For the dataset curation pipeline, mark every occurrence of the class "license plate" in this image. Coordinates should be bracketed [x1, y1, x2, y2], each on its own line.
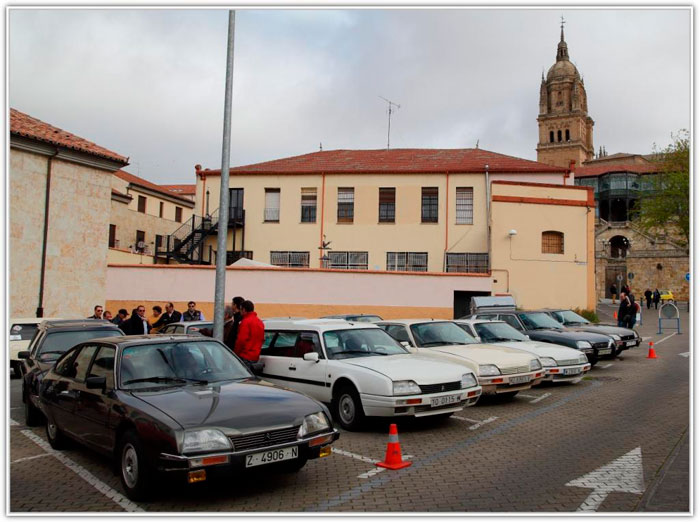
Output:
[245, 446, 298, 468]
[563, 367, 581, 375]
[430, 394, 461, 407]
[627, 340, 637, 346]
[599, 348, 612, 355]
[509, 375, 531, 384]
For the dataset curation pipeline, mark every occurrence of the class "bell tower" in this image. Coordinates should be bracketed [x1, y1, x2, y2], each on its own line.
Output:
[537, 20, 594, 168]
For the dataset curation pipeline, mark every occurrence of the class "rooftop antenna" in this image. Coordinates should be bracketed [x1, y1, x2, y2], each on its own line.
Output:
[379, 95, 400, 149]
[475, 139, 479, 149]
[319, 142, 323, 151]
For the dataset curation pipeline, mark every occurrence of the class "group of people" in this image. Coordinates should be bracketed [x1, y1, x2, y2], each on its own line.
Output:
[87, 298, 264, 367]
[609, 283, 663, 329]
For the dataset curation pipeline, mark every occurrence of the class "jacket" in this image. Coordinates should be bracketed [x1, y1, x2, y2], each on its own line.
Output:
[152, 310, 182, 330]
[234, 311, 264, 362]
[121, 313, 152, 336]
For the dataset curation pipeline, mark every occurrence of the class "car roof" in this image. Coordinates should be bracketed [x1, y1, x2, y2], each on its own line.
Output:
[454, 318, 505, 325]
[11, 317, 64, 324]
[320, 314, 382, 319]
[41, 319, 121, 331]
[263, 318, 382, 333]
[85, 334, 220, 347]
[376, 318, 454, 326]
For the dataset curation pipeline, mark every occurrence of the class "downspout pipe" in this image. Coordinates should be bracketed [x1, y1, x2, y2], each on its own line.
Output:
[37, 151, 59, 318]
[485, 164, 491, 273]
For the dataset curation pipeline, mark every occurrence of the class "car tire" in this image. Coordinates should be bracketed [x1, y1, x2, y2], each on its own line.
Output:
[332, 384, 365, 431]
[46, 416, 67, 449]
[23, 389, 42, 427]
[11, 362, 22, 379]
[118, 430, 154, 501]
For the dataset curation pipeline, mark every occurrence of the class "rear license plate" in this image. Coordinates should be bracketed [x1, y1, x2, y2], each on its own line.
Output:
[598, 348, 612, 355]
[430, 394, 461, 407]
[563, 367, 581, 375]
[245, 446, 298, 468]
[509, 375, 531, 384]
[626, 340, 637, 347]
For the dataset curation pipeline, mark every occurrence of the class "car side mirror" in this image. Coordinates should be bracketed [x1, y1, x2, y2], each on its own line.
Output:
[303, 352, 320, 363]
[400, 341, 412, 348]
[85, 376, 107, 390]
[249, 361, 264, 375]
[524, 335, 530, 340]
[18, 351, 30, 359]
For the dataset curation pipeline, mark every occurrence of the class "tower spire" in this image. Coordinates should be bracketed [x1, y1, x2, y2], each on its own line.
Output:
[557, 16, 570, 61]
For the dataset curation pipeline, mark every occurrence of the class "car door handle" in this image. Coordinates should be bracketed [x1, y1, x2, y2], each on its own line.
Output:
[288, 366, 296, 371]
[59, 390, 79, 399]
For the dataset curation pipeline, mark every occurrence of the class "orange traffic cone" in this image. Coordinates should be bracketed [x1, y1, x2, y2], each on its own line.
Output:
[647, 341, 657, 359]
[613, 311, 618, 320]
[376, 424, 412, 470]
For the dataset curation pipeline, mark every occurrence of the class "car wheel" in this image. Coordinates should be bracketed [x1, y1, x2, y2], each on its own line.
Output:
[332, 384, 365, 431]
[46, 416, 67, 449]
[118, 430, 154, 501]
[11, 362, 22, 379]
[23, 390, 42, 427]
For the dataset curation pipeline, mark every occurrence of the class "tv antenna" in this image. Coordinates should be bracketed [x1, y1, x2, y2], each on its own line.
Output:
[379, 96, 400, 149]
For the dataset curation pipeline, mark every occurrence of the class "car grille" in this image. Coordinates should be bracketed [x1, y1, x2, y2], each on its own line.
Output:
[419, 381, 461, 394]
[621, 334, 636, 341]
[229, 426, 299, 452]
[592, 342, 611, 349]
[557, 358, 582, 366]
[500, 365, 530, 375]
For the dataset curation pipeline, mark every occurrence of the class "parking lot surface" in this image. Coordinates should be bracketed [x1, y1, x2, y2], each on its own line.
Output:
[8, 304, 689, 513]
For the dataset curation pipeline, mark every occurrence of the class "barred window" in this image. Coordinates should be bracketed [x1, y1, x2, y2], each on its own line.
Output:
[337, 188, 354, 223]
[379, 188, 395, 223]
[422, 187, 438, 223]
[387, 252, 428, 272]
[456, 187, 474, 224]
[445, 253, 489, 273]
[301, 188, 317, 223]
[327, 251, 368, 270]
[270, 251, 310, 268]
[542, 231, 564, 254]
[265, 188, 280, 222]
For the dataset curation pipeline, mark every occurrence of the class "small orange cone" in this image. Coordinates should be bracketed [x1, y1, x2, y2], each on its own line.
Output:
[647, 341, 657, 359]
[376, 424, 412, 470]
[613, 311, 618, 320]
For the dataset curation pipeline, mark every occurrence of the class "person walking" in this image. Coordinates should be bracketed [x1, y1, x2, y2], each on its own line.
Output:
[152, 302, 182, 330]
[234, 300, 264, 369]
[112, 309, 129, 327]
[87, 305, 103, 319]
[609, 283, 618, 304]
[653, 288, 661, 309]
[644, 288, 653, 309]
[121, 306, 151, 335]
[627, 292, 638, 328]
[182, 301, 205, 322]
[617, 292, 631, 328]
[149, 305, 164, 332]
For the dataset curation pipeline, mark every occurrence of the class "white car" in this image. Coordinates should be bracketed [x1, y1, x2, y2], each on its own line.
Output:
[454, 319, 591, 383]
[261, 319, 482, 430]
[9, 317, 63, 377]
[376, 319, 545, 398]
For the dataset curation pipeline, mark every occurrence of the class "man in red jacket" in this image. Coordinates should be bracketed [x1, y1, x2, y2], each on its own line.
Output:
[234, 300, 264, 366]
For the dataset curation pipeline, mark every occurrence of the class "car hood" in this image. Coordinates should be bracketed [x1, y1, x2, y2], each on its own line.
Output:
[416, 344, 535, 366]
[489, 341, 585, 361]
[527, 329, 611, 343]
[342, 353, 473, 383]
[568, 324, 636, 337]
[130, 379, 325, 431]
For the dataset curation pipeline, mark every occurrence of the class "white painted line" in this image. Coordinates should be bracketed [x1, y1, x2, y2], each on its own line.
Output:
[468, 416, 498, 431]
[356, 454, 414, 479]
[529, 392, 552, 404]
[11, 407, 22, 410]
[20, 430, 144, 512]
[601, 363, 614, 369]
[517, 394, 537, 399]
[452, 416, 479, 423]
[12, 453, 52, 464]
[654, 333, 677, 346]
[642, 337, 652, 341]
[679, 352, 690, 358]
[332, 448, 378, 465]
[9, 419, 19, 426]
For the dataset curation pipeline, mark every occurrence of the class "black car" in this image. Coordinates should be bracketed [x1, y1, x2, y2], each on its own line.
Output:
[320, 314, 383, 322]
[545, 309, 641, 356]
[39, 335, 339, 500]
[20, 319, 123, 426]
[466, 310, 615, 365]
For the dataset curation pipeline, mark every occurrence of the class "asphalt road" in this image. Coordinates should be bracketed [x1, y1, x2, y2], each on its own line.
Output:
[8, 304, 689, 513]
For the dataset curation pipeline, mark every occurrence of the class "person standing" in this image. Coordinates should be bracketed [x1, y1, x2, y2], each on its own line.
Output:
[152, 302, 182, 330]
[644, 288, 653, 309]
[121, 306, 151, 335]
[230, 296, 245, 349]
[234, 300, 264, 369]
[653, 288, 661, 309]
[182, 301, 205, 322]
[112, 309, 129, 327]
[87, 305, 103, 319]
[200, 306, 237, 351]
[617, 292, 631, 328]
[627, 292, 638, 328]
[103, 310, 113, 321]
[149, 305, 164, 332]
[609, 283, 618, 304]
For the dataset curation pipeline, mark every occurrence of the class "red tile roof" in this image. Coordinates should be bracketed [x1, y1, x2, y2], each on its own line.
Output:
[114, 170, 193, 204]
[198, 148, 568, 176]
[111, 188, 132, 199]
[160, 184, 196, 195]
[574, 163, 659, 178]
[10, 108, 128, 164]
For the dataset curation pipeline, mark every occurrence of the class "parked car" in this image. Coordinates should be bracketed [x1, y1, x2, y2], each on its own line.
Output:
[19, 319, 123, 426]
[454, 319, 591, 383]
[159, 321, 213, 335]
[9, 317, 63, 378]
[375, 319, 545, 398]
[320, 314, 383, 322]
[544, 309, 640, 356]
[659, 290, 675, 303]
[261, 319, 481, 430]
[465, 310, 615, 365]
[39, 334, 339, 500]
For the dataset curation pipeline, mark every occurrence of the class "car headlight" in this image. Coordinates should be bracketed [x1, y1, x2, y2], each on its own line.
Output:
[610, 334, 621, 341]
[578, 354, 589, 364]
[539, 356, 557, 367]
[393, 380, 422, 395]
[478, 364, 500, 377]
[461, 373, 478, 388]
[529, 359, 542, 371]
[576, 341, 592, 349]
[298, 412, 331, 438]
[182, 429, 232, 453]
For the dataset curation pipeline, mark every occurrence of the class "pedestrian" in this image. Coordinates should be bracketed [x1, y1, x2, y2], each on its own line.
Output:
[152, 302, 182, 330]
[626, 292, 638, 328]
[200, 305, 237, 351]
[121, 306, 152, 335]
[653, 288, 661, 309]
[609, 283, 618, 304]
[644, 288, 653, 309]
[149, 305, 163, 332]
[112, 309, 129, 326]
[617, 292, 631, 328]
[622, 284, 631, 296]
[230, 296, 245, 348]
[234, 300, 264, 369]
[103, 310, 113, 321]
[182, 301, 205, 322]
[87, 305, 103, 319]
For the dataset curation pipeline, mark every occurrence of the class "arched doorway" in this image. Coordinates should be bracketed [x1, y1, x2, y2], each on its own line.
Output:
[609, 235, 630, 259]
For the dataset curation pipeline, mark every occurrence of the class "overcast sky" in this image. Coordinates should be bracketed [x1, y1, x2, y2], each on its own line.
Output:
[9, 7, 691, 185]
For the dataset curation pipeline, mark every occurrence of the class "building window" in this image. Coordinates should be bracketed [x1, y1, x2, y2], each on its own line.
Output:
[175, 206, 183, 223]
[135, 230, 146, 252]
[337, 188, 354, 223]
[565, 129, 570, 141]
[387, 252, 428, 272]
[378, 188, 395, 223]
[155, 234, 163, 250]
[265, 188, 281, 222]
[109, 224, 116, 248]
[138, 195, 147, 213]
[159, 201, 164, 218]
[455, 187, 474, 224]
[557, 130, 562, 142]
[542, 231, 564, 254]
[445, 253, 489, 273]
[270, 251, 310, 268]
[421, 187, 439, 223]
[301, 188, 317, 223]
[549, 131, 554, 143]
[327, 251, 368, 270]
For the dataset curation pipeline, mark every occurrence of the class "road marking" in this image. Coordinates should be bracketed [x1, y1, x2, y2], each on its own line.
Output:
[517, 393, 537, 398]
[679, 352, 690, 358]
[356, 455, 414, 479]
[20, 430, 144, 512]
[332, 448, 378, 465]
[601, 363, 614, 369]
[642, 337, 652, 341]
[566, 447, 644, 512]
[11, 407, 22, 410]
[452, 416, 479, 422]
[654, 333, 677, 345]
[529, 392, 551, 404]
[452, 415, 498, 430]
[12, 453, 52, 464]
[9, 419, 19, 426]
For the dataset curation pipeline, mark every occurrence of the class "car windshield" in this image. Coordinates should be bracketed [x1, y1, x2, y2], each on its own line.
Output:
[37, 329, 122, 362]
[552, 310, 590, 325]
[10, 323, 38, 341]
[120, 341, 250, 389]
[323, 328, 407, 359]
[474, 322, 529, 342]
[410, 322, 479, 347]
[347, 315, 383, 322]
[517, 312, 564, 330]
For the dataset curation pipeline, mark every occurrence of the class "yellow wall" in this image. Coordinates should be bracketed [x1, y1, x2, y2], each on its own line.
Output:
[112, 176, 193, 224]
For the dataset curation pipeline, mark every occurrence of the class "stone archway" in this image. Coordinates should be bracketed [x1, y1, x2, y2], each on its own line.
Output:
[609, 235, 630, 259]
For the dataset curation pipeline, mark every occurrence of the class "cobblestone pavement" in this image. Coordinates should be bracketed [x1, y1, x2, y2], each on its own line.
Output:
[8, 304, 689, 513]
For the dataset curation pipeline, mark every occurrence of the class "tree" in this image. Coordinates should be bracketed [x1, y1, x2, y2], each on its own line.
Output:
[634, 130, 689, 246]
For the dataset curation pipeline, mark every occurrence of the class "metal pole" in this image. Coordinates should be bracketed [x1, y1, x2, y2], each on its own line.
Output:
[213, 10, 236, 341]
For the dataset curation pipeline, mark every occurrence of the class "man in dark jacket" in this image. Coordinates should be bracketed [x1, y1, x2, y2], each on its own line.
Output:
[121, 306, 151, 335]
[182, 301, 205, 322]
[152, 302, 182, 330]
[653, 289, 661, 309]
[200, 306, 237, 351]
[609, 283, 618, 305]
[644, 289, 653, 309]
[618, 292, 631, 328]
[112, 309, 129, 327]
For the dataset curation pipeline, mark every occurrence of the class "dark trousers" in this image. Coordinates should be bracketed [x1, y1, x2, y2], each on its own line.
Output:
[646, 298, 652, 309]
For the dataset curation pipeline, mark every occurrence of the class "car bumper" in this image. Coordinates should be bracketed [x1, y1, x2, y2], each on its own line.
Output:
[541, 363, 591, 383]
[478, 371, 544, 394]
[360, 386, 482, 417]
[617, 338, 641, 351]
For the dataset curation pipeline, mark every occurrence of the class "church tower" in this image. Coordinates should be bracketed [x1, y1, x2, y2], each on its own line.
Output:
[536, 22, 594, 168]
